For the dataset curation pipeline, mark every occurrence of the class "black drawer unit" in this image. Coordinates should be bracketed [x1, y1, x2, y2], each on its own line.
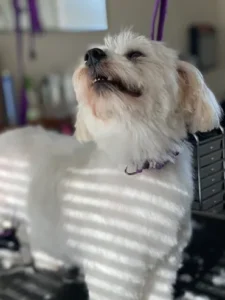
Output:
[189, 127, 225, 214]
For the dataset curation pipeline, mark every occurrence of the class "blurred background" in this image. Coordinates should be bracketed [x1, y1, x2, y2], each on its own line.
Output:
[0, 0, 223, 134]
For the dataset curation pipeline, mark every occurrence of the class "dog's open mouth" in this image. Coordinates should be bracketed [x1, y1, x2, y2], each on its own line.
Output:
[92, 75, 142, 97]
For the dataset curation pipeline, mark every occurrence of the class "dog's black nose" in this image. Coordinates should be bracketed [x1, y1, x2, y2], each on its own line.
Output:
[85, 48, 106, 67]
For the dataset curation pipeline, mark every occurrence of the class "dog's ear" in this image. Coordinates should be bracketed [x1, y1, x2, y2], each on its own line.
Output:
[75, 107, 93, 142]
[177, 61, 222, 133]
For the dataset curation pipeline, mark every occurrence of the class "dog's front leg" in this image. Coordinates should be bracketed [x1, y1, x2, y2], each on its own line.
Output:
[144, 214, 192, 300]
[144, 249, 182, 300]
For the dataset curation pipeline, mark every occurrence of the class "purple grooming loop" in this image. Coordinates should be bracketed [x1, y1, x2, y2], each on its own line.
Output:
[12, 0, 26, 124]
[11, 0, 42, 124]
[125, 0, 170, 176]
[151, 0, 168, 41]
[27, 0, 42, 58]
[27, 0, 42, 33]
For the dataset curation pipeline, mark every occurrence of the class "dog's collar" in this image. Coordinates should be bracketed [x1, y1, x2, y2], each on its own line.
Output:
[124, 152, 179, 175]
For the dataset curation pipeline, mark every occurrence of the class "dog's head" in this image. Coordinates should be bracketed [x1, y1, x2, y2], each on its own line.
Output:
[73, 31, 222, 164]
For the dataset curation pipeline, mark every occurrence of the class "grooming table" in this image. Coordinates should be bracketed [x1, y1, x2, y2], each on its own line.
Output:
[0, 267, 88, 300]
[175, 213, 225, 299]
[1, 214, 225, 300]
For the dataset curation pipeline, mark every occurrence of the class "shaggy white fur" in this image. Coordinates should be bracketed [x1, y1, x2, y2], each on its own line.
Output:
[0, 31, 222, 300]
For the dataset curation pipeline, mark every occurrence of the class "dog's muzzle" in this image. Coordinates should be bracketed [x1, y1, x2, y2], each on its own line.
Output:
[84, 48, 142, 98]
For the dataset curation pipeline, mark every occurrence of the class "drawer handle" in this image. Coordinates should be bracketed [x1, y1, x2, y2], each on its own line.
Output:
[212, 189, 216, 193]
[211, 178, 215, 182]
[211, 157, 215, 161]
[210, 146, 214, 150]
[211, 168, 215, 171]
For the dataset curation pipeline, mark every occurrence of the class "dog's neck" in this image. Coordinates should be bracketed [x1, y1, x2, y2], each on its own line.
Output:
[124, 151, 179, 175]
[95, 129, 183, 174]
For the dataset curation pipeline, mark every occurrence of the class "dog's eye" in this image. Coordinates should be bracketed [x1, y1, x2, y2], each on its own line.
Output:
[126, 51, 144, 60]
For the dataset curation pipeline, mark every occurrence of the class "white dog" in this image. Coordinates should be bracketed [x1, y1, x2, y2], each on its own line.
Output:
[0, 31, 221, 300]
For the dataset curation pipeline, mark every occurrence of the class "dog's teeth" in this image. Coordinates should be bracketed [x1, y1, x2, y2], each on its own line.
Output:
[93, 76, 109, 83]
[107, 76, 112, 81]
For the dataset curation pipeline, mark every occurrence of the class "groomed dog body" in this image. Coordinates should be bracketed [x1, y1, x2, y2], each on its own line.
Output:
[0, 31, 221, 300]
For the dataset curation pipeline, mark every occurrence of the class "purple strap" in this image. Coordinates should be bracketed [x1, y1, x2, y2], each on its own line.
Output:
[27, 0, 42, 58]
[157, 0, 168, 40]
[125, 151, 179, 175]
[12, 0, 26, 124]
[11, 0, 42, 124]
[125, 160, 166, 175]
[151, 0, 168, 41]
[150, 0, 161, 40]
[27, 0, 42, 33]
[12, 0, 23, 81]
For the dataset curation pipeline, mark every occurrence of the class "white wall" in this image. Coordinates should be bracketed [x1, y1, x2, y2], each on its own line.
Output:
[0, 0, 153, 83]
[213, 0, 225, 100]
[0, 0, 223, 98]
[165, 0, 224, 99]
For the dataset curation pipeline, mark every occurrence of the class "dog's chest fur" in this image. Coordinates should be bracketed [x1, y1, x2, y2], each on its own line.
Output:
[28, 144, 192, 300]
[0, 128, 193, 300]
